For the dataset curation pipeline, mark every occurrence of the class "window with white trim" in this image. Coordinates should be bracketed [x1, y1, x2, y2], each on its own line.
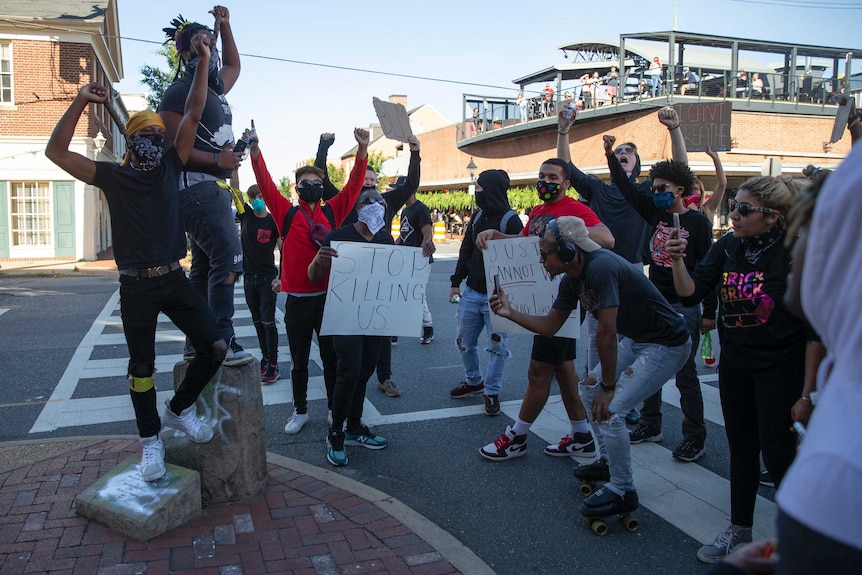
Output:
[0, 42, 12, 104]
[11, 182, 52, 247]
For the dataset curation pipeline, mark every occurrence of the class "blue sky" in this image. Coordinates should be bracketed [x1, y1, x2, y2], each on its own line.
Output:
[113, 0, 862, 186]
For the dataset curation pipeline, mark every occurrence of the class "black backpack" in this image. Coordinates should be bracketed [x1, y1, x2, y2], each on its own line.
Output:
[281, 204, 336, 242]
[472, 208, 518, 238]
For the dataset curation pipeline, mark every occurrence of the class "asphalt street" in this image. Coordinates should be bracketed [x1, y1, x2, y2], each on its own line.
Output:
[0, 252, 777, 575]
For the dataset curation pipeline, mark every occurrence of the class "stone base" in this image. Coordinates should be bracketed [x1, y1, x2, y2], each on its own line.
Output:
[75, 456, 201, 542]
[165, 360, 267, 504]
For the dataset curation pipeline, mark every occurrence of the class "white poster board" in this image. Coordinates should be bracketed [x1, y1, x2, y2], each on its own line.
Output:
[372, 97, 413, 143]
[482, 236, 579, 338]
[320, 242, 430, 337]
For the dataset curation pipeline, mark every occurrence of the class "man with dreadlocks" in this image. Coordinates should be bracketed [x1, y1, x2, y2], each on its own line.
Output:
[158, 6, 252, 367]
[46, 34, 226, 482]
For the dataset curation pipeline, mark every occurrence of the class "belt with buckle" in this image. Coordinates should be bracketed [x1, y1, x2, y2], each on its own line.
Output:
[119, 261, 182, 279]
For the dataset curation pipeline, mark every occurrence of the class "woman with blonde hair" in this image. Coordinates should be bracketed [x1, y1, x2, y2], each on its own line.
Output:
[665, 176, 818, 564]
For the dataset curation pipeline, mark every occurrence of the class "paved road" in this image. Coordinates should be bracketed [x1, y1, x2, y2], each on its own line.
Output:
[0, 247, 778, 574]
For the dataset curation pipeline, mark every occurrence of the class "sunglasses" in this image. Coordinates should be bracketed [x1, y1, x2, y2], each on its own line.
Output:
[614, 146, 636, 155]
[728, 198, 775, 217]
[299, 179, 323, 187]
[650, 183, 681, 194]
[358, 196, 386, 206]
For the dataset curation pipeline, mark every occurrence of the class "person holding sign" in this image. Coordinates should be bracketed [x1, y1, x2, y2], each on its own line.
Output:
[449, 170, 523, 416]
[489, 216, 689, 523]
[308, 188, 393, 467]
[45, 35, 226, 482]
[475, 159, 614, 462]
[251, 127, 370, 436]
[605, 138, 714, 463]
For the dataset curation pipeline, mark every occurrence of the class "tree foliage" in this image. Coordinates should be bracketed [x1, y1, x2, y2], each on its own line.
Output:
[327, 162, 345, 190]
[277, 176, 292, 200]
[367, 150, 391, 190]
[415, 187, 580, 213]
[139, 44, 180, 110]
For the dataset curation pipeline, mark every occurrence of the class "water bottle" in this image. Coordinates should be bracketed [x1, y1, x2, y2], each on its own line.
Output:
[700, 332, 712, 359]
[450, 294, 461, 304]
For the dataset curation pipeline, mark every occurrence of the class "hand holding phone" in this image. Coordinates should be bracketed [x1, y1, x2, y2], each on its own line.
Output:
[672, 212, 681, 238]
[232, 137, 249, 153]
[493, 274, 501, 296]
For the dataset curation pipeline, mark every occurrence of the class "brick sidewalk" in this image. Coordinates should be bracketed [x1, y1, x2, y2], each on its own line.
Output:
[0, 439, 469, 574]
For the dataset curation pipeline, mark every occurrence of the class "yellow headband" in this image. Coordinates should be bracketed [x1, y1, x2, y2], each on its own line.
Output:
[122, 110, 165, 165]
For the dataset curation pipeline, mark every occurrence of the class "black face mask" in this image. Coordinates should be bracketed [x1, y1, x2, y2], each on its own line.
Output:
[537, 180, 562, 202]
[475, 190, 487, 208]
[298, 182, 323, 203]
[129, 133, 165, 168]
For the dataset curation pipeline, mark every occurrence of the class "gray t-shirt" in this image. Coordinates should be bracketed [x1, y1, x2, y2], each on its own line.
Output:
[552, 249, 688, 346]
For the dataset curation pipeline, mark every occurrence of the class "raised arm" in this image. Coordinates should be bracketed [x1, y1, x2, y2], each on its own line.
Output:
[383, 135, 422, 213]
[212, 6, 240, 94]
[701, 148, 727, 222]
[557, 110, 573, 162]
[603, 134, 655, 220]
[45, 84, 105, 184]
[658, 108, 688, 165]
[175, 35, 211, 164]
[314, 133, 340, 201]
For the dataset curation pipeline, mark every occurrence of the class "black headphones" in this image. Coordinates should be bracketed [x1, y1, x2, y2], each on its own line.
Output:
[548, 219, 576, 262]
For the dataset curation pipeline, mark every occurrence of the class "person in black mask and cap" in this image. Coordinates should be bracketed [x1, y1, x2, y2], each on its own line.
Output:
[250, 126, 370, 436]
[448, 170, 523, 416]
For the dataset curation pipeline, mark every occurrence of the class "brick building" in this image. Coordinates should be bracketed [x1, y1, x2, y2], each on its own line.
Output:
[0, 0, 125, 261]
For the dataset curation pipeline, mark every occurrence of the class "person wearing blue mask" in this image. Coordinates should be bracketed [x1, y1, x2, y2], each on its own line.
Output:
[238, 185, 280, 384]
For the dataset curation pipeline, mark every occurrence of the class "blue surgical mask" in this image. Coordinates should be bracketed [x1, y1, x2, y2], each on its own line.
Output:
[251, 198, 266, 213]
[652, 191, 675, 210]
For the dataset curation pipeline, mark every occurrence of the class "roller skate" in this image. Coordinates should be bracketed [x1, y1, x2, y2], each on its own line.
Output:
[573, 457, 610, 497]
[579, 487, 639, 536]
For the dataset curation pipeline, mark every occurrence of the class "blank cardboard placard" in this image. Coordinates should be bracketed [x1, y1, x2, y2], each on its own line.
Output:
[373, 97, 413, 142]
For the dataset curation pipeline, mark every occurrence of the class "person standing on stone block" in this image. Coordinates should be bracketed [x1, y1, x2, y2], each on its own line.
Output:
[46, 35, 226, 483]
[237, 184, 280, 384]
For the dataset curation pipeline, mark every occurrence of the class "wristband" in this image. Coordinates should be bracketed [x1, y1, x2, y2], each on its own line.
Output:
[558, 129, 570, 135]
[212, 152, 219, 168]
[800, 396, 811, 402]
[668, 124, 680, 131]
[599, 381, 615, 392]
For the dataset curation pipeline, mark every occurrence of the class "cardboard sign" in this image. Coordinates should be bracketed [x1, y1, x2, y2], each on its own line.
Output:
[372, 97, 413, 143]
[673, 102, 732, 152]
[830, 100, 853, 144]
[320, 242, 430, 337]
[482, 236, 579, 338]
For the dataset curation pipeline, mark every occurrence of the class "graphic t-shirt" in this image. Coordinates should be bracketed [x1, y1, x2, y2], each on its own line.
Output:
[238, 207, 279, 276]
[399, 200, 433, 263]
[522, 196, 601, 237]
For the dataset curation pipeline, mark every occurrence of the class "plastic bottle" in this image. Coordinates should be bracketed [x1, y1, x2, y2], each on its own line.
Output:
[700, 332, 712, 359]
[450, 294, 461, 304]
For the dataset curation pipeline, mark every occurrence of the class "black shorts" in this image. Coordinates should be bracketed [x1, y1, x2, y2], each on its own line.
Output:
[531, 335, 576, 365]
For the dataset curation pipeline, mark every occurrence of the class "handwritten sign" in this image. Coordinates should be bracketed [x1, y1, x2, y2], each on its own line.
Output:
[673, 102, 732, 152]
[321, 242, 430, 337]
[482, 236, 579, 338]
[372, 97, 413, 143]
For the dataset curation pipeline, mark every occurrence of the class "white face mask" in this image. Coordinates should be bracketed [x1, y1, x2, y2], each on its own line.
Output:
[358, 202, 386, 235]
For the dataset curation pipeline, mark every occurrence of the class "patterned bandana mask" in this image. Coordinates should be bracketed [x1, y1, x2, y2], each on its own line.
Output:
[186, 46, 224, 95]
[358, 203, 386, 235]
[129, 133, 165, 169]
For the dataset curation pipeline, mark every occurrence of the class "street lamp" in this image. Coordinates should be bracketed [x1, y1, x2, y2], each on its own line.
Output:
[92, 131, 106, 159]
[466, 157, 477, 184]
[466, 157, 478, 214]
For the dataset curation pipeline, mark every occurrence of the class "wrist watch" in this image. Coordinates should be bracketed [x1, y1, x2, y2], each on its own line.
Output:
[599, 381, 615, 392]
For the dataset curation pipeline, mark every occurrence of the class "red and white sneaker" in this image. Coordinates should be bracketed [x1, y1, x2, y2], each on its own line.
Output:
[543, 432, 596, 462]
[480, 425, 527, 461]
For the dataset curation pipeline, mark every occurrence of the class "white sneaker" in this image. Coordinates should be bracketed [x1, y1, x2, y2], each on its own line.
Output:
[284, 410, 309, 434]
[162, 400, 214, 443]
[140, 435, 166, 481]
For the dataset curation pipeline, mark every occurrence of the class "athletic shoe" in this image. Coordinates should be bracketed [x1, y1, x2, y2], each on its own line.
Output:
[260, 358, 267, 376]
[261, 361, 279, 384]
[672, 439, 705, 462]
[377, 379, 401, 397]
[284, 410, 309, 435]
[391, 336, 398, 346]
[483, 394, 501, 416]
[450, 381, 485, 398]
[704, 355, 717, 367]
[140, 435, 166, 482]
[480, 426, 527, 461]
[345, 425, 388, 450]
[696, 524, 753, 564]
[544, 432, 596, 462]
[326, 430, 348, 466]
[162, 400, 214, 443]
[629, 424, 663, 444]
[182, 340, 196, 361]
[625, 409, 640, 425]
[419, 326, 434, 345]
[759, 469, 775, 488]
[223, 337, 254, 367]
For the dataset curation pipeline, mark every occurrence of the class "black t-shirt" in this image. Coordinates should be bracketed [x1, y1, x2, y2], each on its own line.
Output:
[158, 77, 234, 179]
[90, 148, 187, 270]
[553, 249, 688, 346]
[238, 206, 279, 276]
[399, 200, 433, 263]
[323, 223, 395, 247]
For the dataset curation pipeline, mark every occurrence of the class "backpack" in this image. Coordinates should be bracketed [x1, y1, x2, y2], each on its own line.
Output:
[281, 204, 336, 243]
[472, 208, 518, 239]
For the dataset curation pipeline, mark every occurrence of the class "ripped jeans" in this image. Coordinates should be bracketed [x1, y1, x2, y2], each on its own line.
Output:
[579, 336, 690, 494]
[455, 286, 510, 395]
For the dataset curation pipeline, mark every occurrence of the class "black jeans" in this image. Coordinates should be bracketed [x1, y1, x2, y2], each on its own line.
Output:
[330, 335, 384, 433]
[284, 294, 336, 413]
[244, 273, 278, 364]
[776, 510, 862, 574]
[638, 303, 706, 445]
[719, 351, 803, 526]
[120, 269, 223, 437]
[376, 334, 391, 383]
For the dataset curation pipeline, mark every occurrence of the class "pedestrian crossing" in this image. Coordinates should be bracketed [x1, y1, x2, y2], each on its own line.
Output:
[29, 280, 775, 548]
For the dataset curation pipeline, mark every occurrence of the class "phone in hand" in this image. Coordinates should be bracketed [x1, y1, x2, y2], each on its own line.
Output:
[493, 274, 501, 296]
[232, 138, 249, 153]
[793, 421, 806, 442]
[672, 212, 681, 238]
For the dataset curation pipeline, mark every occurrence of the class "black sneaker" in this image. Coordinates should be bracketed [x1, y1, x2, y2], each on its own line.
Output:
[545, 432, 596, 462]
[223, 337, 254, 367]
[629, 424, 663, 444]
[450, 381, 485, 398]
[672, 439, 705, 462]
[261, 361, 279, 384]
[479, 426, 527, 461]
[759, 469, 775, 488]
[419, 326, 434, 345]
[483, 394, 501, 416]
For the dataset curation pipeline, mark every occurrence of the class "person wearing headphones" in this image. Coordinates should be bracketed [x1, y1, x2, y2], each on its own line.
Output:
[489, 216, 690, 520]
[475, 159, 614, 462]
